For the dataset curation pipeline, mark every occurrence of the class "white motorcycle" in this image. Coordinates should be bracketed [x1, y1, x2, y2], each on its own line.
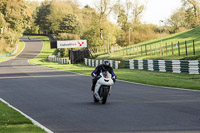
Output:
[93, 71, 115, 104]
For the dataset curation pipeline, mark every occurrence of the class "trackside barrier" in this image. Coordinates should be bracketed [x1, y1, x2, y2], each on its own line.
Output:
[84, 58, 120, 69]
[0, 43, 19, 58]
[125, 60, 200, 74]
[48, 55, 69, 64]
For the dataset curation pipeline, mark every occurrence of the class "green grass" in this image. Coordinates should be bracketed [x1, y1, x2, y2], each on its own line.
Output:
[94, 26, 200, 61]
[0, 39, 25, 63]
[0, 101, 45, 133]
[29, 35, 200, 90]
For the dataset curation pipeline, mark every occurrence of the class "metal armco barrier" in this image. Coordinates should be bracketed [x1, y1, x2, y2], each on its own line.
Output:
[0, 43, 19, 58]
[126, 60, 200, 74]
[48, 55, 69, 64]
[84, 58, 120, 69]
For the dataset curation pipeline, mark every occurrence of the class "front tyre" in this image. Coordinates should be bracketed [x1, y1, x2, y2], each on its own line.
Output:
[101, 88, 109, 104]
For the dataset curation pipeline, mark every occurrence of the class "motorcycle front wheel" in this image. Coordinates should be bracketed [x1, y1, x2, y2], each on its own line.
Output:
[101, 87, 109, 104]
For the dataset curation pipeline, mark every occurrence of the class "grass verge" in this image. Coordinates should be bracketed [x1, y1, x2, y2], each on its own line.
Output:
[28, 35, 200, 90]
[0, 39, 25, 63]
[0, 101, 45, 133]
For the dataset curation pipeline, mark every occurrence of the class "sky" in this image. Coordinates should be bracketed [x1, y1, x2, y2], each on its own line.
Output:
[30, 0, 183, 25]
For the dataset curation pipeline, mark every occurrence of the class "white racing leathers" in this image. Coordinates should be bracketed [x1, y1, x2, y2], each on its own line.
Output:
[94, 71, 114, 101]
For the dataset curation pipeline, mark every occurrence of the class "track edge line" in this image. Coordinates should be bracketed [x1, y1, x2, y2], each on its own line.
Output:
[0, 98, 54, 133]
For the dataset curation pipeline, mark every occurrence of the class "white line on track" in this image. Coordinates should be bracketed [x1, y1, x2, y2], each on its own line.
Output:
[0, 98, 54, 133]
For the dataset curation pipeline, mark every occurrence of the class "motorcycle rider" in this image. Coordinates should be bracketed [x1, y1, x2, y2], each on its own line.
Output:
[91, 60, 116, 91]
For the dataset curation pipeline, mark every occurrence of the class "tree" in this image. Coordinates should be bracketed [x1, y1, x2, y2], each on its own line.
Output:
[35, 1, 51, 33]
[59, 14, 80, 34]
[182, 0, 200, 28]
[0, 0, 31, 33]
[132, 0, 144, 25]
[95, 0, 116, 40]
[80, 7, 101, 47]
[114, 0, 133, 32]
[166, 7, 186, 33]
[0, 0, 31, 47]
[47, 0, 74, 34]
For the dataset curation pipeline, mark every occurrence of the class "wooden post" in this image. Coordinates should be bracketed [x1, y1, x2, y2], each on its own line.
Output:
[155, 45, 157, 56]
[145, 44, 147, 55]
[137, 45, 139, 55]
[150, 45, 152, 56]
[160, 43, 162, 56]
[185, 40, 187, 56]
[141, 45, 143, 55]
[178, 41, 180, 56]
[171, 42, 174, 56]
[166, 43, 168, 56]
[193, 40, 195, 55]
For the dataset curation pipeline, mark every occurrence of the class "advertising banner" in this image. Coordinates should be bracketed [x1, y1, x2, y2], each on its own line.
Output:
[57, 40, 87, 48]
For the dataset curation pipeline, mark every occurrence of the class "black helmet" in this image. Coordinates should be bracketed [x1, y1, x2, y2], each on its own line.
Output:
[103, 60, 110, 67]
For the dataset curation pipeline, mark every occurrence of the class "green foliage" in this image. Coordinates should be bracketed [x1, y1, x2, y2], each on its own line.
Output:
[80, 7, 102, 47]
[167, 8, 186, 33]
[0, 0, 31, 33]
[167, 0, 200, 32]
[47, 0, 73, 34]
[0, 0, 31, 52]
[60, 14, 81, 34]
[59, 49, 69, 57]
[116, 30, 128, 46]
[34, 1, 51, 33]
[0, 13, 6, 28]
[82, 27, 101, 47]
[57, 33, 80, 40]
[34, 0, 80, 34]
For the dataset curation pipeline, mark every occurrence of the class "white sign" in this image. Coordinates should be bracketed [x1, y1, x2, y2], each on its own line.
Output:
[57, 40, 87, 48]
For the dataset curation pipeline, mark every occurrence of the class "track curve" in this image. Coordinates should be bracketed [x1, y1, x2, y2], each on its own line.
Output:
[0, 37, 200, 133]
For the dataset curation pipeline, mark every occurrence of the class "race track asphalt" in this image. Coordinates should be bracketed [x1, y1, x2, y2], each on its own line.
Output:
[0, 37, 200, 133]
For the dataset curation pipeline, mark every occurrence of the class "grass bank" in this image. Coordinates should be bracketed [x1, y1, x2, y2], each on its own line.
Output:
[94, 26, 200, 61]
[0, 39, 25, 63]
[29, 35, 200, 90]
[0, 101, 45, 133]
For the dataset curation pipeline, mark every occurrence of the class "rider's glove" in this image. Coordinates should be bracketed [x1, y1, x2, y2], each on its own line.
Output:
[95, 75, 101, 79]
[112, 78, 116, 83]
